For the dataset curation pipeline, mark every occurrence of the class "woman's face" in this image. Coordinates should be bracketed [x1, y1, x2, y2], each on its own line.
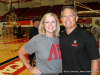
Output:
[44, 15, 57, 34]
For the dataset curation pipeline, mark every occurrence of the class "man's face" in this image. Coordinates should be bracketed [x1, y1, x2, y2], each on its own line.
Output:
[34, 21, 40, 27]
[36, 21, 40, 25]
[61, 8, 78, 29]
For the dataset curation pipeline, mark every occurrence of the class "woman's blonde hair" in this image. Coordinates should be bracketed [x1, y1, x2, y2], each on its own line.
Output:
[39, 13, 60, 37]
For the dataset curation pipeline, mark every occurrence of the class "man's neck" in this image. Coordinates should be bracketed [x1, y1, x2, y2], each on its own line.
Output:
[34, 25, 38, 28]
[65, 25, 77, 35]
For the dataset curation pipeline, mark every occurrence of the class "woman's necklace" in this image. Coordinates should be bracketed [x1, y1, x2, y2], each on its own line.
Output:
[45, 35, 54, 45]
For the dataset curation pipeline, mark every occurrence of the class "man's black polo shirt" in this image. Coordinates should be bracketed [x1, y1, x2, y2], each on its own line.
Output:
[60, 25, 99, 75]
[29, 26, 38, 40]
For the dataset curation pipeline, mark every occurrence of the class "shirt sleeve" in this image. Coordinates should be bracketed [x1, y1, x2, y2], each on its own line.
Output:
[91, 27, 96, 35]
[85, 35, 99, 60]
[23, 37, 38, 55]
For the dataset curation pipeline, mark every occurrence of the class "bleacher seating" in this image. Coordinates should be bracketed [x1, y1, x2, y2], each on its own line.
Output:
[48, 4, 73, 17]
[0, 2, 100, 21]
[0, 8, 29, 21]
[19, 6, 50, 20]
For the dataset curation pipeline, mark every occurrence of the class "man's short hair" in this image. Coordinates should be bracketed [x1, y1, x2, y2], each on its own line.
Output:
[32, 18, 40, 23]
[95, 20, 99, 24]
[61, 6, 77, 17]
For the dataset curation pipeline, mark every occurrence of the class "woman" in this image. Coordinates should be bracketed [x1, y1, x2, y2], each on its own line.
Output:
[18, 13, 61, 75]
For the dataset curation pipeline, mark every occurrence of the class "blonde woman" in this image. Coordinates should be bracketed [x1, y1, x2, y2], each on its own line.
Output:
[18, 13, 62, 75]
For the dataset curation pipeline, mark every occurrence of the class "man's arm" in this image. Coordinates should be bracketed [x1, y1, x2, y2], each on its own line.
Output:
[91, 59, 99, 75]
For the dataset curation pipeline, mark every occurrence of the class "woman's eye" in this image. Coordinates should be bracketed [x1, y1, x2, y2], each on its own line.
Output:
[45, 22, 49, 23]
[52, 21, 55, 23]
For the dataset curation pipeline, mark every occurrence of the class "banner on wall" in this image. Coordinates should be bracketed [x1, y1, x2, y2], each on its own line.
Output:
[2, 23, 6, 27]
[2, 22, 15, 27]
[16, 20, 31, 25]
[16, 19, 62, 25]
[6, 22, 10, 25]
[65, 0, 68, 3]
[85, 18, 92, 23]
[32, 0, 40, 6]
[10, 23, 14, 27]
[77, 18, 92, 23]
[58, 19, 62, 23]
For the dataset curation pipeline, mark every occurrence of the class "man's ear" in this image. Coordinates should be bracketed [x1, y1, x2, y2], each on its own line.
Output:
[76, 16, 78, 22]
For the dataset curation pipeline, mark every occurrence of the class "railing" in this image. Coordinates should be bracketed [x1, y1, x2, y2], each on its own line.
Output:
[0, 13, 100, 22]
[0, 16, 41, 22]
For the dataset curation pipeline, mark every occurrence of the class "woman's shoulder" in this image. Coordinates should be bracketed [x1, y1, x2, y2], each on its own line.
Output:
[33, 34, 45, 40]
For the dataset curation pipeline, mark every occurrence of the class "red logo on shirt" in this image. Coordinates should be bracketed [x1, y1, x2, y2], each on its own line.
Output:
[48, 44, 61, 61]
[71, 40, 78, 47]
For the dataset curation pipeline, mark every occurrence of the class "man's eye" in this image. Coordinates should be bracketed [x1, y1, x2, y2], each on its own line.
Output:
[63, 16, 66, 18]
[69, 15, 73, 17]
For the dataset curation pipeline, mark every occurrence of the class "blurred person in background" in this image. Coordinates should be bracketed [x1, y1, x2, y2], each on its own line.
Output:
[91, 20, 100, 48]
[29, 18, 40, 66]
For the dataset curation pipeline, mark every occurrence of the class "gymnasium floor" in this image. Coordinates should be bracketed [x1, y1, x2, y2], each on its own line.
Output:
[0, 35, 33, 75]
[0, 35, 100, 75]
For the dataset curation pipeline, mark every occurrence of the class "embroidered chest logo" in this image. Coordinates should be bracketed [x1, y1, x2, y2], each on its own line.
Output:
[71, 40, 78, 47]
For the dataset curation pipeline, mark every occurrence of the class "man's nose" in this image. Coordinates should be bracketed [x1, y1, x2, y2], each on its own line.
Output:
[66, 16, 70, 20]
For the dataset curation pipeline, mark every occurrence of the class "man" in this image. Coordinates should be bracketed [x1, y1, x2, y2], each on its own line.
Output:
[17, 25, 23, 38]
[91, 21, 100, 75]
[91, 20, 100, 48]
[60, 6, 99, 75]
[29, 18, 40, 66]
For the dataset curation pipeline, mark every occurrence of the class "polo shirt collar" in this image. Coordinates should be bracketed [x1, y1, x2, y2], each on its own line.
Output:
[64, 24, 81, 35]
[72, 24, 81, 33]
